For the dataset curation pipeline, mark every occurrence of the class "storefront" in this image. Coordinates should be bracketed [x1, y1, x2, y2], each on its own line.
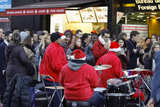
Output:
[4, 0, 107, 32]
[50, 7, 124, 33]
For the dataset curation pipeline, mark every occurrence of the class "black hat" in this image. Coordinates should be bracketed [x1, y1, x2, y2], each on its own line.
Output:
[50, 32, 61, 42]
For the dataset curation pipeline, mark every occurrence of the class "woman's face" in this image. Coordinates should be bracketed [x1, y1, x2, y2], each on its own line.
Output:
[146, 38, 151, 45]
[154, 44, 160, 52]
[33, 34, 38, 42]
[118, 39, 124, 47]
[85, 35, 91, 44]
[75, 39, 81, 47]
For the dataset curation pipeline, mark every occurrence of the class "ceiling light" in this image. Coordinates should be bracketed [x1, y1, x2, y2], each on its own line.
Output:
[151, 12, 157, 15]
[139, 13, 144, 15]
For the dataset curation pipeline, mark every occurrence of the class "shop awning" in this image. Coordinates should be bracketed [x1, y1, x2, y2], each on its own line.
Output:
[5, 0, 102, 16]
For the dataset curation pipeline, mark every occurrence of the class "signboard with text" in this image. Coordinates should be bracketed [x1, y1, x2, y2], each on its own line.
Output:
[0, 0, 11, 12]
[5, 8, 65, 16]
[135, 0, 160, 11]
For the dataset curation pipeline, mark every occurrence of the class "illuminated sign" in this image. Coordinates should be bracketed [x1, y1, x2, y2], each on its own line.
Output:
[135, 0, 160, 11]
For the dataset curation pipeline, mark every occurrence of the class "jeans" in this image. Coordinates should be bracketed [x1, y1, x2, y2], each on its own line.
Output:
[88, 91, 106, 107]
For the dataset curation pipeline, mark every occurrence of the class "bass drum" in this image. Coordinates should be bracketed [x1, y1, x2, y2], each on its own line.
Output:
[106, 95, 141, 107]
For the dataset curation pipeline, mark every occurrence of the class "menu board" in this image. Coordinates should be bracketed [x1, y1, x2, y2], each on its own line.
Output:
[66, 10, 82, 23]
[94, 7, 108, 22]
[80, 7, 97, 23]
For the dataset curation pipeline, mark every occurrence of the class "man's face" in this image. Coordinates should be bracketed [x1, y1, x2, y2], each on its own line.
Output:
[133, 34, 140, 43]
[102, 33, 110, 42]
[154, 44, 160, 52]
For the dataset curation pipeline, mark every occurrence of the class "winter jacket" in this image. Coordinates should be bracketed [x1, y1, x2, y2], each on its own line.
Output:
[0, 41, 7, 96]
[83, 43, 95, 66]
[39, 42, 67, 82]
[5, 44, 35, 84]
[3, 74, 34, 107]
[126, 39, 140, 69]
[151, 51, 160, 107]
[0, 41, 8, 71]
[59, 61, 99, 101]
[92, 40, 107, 62]
[96, 51, 124, 88]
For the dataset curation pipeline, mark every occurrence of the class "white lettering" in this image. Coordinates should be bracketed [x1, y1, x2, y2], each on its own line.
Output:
[135, 0, 154, 4]
[55, 9, 64, 12]
[138, 5, 157, 11]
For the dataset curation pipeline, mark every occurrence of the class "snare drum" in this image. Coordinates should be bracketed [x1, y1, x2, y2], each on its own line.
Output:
[118, 80, 136, 95]
[107, 79, 136, 95]
[107, 79, 122, 93]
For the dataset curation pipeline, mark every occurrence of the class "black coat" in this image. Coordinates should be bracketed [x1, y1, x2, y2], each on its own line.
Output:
[126, 39, 140, 69]
[5, 44, 35, 84]
[0, 41, 7, 96]
[3, 74, 34, 107]
[151, 51, 160, 107]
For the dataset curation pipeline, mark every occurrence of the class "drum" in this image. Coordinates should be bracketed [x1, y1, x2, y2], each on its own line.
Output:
[107, 78, 136, 95]
[106, 95, 140, 107]
[106, 95, 126, 107]
[94, 87, 106, 93]
[118, 80, 136, 95]
[107, 78, 122, 93]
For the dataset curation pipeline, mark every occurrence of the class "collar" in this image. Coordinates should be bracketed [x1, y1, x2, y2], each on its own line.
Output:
[98, 35, 106, 45]
[4, 40, 9, 46]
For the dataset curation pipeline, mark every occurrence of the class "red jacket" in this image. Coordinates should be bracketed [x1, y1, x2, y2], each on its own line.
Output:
[92, 40, 107, 62]
[39, 42, 67, 82]
[59, 64, 99, 101]
[96, 51, 124, 88]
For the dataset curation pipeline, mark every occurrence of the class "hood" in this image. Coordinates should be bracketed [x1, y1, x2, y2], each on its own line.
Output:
[68, 60, 86, 71]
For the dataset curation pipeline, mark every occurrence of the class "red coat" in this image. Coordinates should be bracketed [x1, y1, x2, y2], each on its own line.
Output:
[59, 64, 99, 101]
[92, 40, 107, 62]
[96, 51, 124, 88]
[39, 42, 67, 82]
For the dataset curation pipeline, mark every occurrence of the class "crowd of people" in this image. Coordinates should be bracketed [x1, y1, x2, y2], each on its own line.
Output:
[0, 27, 160, 107]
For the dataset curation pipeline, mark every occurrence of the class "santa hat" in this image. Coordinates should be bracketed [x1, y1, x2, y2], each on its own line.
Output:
[109, 41, 121, 52]
[70, 49, 86, 60]
[60, 33, 66, 39]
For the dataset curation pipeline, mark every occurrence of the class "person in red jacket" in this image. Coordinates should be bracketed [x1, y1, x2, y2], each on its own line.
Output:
[40, 32, 67, 82]
[92, 29, 111, 62]
[96, 41, 124, 88]
[39, 32, 67, 107]
[96, 41, 144, 102]
[60, 49, 106, 107]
